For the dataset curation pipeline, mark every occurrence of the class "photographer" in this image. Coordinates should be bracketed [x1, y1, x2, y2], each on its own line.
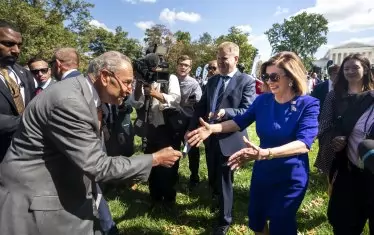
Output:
[172, 55, 202, 189]
[130, 66, 181, 208]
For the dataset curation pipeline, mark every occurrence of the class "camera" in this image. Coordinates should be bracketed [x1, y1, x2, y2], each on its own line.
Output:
[133, 44, 170, 84]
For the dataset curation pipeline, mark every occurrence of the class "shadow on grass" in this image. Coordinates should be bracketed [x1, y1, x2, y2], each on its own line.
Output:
[103, 173, 251, 234]
[118, 225, 165, 235]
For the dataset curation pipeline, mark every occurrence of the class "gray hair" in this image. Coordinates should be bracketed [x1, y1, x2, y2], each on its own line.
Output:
[87, 51, 132, 78]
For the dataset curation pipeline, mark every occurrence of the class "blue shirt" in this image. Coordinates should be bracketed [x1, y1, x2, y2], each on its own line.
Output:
[233, 93, 319, 182]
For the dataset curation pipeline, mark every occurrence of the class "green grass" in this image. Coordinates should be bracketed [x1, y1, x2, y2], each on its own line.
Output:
[105, 124, 340, 235]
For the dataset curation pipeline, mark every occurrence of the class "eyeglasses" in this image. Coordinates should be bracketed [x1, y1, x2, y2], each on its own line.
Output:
[30, 68, 49, 75]
[208, 66, 217, 71]
[0, 40, 22, 48]
[102, 69, 133, 89]
[178, 63, 190, 68]
[261, 73, 281, 82]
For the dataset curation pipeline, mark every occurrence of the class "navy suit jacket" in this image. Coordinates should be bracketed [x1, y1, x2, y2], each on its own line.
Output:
[0, 64, 35, 160]
[311, 80, 329, 113]
[189, 70, 256, 156]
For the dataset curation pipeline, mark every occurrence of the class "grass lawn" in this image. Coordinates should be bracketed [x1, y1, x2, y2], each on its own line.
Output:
[106, 124, 339, 235]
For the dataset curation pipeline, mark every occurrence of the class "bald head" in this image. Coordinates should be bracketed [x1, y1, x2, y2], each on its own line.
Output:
[53, 47, 79, 69]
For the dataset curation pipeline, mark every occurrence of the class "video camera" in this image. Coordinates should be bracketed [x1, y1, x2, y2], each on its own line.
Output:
[133, 44, 170, 84]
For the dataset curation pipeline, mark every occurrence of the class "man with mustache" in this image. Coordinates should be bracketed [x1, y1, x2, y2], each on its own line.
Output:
[0, 20, 35, 162]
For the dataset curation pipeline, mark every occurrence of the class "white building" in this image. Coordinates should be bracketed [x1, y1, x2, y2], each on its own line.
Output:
[325, 42, 374, 66]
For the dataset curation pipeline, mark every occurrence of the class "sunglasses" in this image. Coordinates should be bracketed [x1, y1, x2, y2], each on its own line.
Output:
[208, 66, 217, 71]
[261, 73, 281, 82]
[30, 68, 49, 75]
[0, 40, 22, 48]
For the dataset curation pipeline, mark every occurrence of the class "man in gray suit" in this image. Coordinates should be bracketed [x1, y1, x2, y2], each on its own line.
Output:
[0, 51, 182, 235]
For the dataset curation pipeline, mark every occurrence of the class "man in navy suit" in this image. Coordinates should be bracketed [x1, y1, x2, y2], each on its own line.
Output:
[311, 64, 339, 114]
[50, 47, 81, 80]
[188, 41, 256, 234]
[0, 20, 35, 162]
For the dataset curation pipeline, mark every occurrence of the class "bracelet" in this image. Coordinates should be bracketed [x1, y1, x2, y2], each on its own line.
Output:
[266, 148, 274, 160]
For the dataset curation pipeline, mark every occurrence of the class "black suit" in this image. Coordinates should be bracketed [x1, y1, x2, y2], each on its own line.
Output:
[0, 64, 35, 161]
[189, 71, 256, 227]
[311, 80, 329, 114]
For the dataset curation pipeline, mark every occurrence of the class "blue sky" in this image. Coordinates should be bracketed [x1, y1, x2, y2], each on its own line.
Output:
[87, 0, 374, 60]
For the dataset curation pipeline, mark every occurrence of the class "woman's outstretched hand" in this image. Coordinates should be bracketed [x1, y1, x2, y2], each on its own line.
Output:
[186, 118, 212, 147]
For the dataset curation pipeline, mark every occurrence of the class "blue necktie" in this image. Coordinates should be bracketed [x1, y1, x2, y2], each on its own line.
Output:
[214, 76, 230, 111]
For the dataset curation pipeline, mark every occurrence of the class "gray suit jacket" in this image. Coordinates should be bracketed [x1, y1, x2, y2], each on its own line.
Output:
[0, 75, 153, 235]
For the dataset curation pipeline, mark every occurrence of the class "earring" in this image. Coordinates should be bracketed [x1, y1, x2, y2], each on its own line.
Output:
[288, 82, 293, 87]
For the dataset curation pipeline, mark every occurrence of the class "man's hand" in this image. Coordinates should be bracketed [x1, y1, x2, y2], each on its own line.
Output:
[144, 84, 165, 103]
[208, 109, 226, 122]
[152, 147, 182, 168]
[332, 136, 347, 152]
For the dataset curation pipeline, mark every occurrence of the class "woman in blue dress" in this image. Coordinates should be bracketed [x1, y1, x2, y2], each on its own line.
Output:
[187, 51, 319, 235]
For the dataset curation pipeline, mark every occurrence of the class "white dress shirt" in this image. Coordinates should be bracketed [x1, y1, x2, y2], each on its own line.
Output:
[129, 75, 181, 127]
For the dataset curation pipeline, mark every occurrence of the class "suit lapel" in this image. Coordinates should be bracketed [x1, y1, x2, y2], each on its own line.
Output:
[0, 79, 16, 110]
[11, 64, 31, 105]
[208, 76, 221, 111]
[76, 76, 101, 135]
[220, 71, 241, 107]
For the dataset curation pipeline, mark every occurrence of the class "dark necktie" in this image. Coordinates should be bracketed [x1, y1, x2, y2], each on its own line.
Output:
[215, 75, 230, 111]
[97, 105, 103, 132]
[0, 67, 24, 114]
[35, 87, 43, 95]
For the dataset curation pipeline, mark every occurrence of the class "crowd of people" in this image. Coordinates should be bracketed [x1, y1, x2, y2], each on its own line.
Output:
[0, 19, 373, 235]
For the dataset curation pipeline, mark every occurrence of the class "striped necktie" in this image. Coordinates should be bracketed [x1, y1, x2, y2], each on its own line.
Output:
[0, 67, 24, 114]
[214, 75, 230, 111]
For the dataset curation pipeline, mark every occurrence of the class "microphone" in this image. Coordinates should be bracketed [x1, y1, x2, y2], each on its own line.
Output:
[144, 53, 159, 69]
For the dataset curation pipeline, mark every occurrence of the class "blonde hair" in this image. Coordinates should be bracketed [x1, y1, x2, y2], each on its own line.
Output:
[217, 41, 239, 57]
[260, 51, 308, 96]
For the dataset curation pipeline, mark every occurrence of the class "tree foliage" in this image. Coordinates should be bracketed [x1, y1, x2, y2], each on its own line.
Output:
[265, 12, 329, 69]
[216, 26, 258, 72]
[144, 24, 173, 49]
[87, 26, 142, 59]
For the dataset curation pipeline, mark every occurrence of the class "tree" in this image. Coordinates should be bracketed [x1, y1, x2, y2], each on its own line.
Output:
[265, 12, 329, 69]
[0, 0, 86, 64]
[144, 24, 173, 49]
[88, 26, 142, 59]
[173, 30, 191, 44]
[215, 26, 258, 72]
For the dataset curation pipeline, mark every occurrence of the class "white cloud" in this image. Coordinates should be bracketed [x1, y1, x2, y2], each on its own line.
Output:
[135, 21, 155, 30]
[248, 34, 272, 61]
[89, 20, 115, 33]
[159, 8, 201, 24]
[236, 25, 252, 33]
[274, 6, 289, 16]
[122, 0, 156, 4]
[294, 0, 374, 32]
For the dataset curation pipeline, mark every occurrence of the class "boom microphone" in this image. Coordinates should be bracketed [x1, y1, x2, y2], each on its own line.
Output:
[144, 53, 159, 69]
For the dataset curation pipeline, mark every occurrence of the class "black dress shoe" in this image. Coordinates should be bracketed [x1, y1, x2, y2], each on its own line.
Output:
[212, 225, 229, 235]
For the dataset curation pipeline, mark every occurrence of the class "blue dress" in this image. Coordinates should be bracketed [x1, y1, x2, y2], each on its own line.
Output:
[233, 93, 319, 235]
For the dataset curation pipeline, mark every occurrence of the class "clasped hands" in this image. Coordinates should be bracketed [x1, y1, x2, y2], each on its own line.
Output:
[186, 118, 268, 170]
